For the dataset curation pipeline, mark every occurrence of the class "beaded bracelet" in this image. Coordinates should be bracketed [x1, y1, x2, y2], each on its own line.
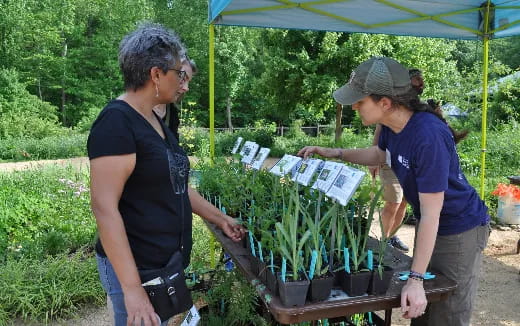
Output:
[409, 270, 425, 281]
[409, 275, 424, 282]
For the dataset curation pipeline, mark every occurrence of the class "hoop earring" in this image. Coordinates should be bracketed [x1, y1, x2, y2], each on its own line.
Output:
[155, 83, 159, 98]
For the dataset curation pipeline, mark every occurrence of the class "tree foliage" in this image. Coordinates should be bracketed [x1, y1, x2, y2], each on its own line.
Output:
[0, 0, 519, 135]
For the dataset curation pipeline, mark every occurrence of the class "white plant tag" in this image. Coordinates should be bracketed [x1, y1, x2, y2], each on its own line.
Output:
[326, 165, 365, 206]
[292, 158, 323, 186]
[180, 305, 200, 326]
[311, 161, 343, 193]
[241, 142, 259, 164]
[251, 147, 271, 170]
[231, 137, 243, 154]
[269, 154, 302, 177]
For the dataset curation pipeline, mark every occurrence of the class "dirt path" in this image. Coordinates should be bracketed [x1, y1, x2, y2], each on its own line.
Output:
[2, 158, 519, 325]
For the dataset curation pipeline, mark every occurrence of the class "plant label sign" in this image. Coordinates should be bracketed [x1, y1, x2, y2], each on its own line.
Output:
[292, 158, 324, 186]
[269, 154, 302, 176]
[312, 161, 343, 193]
[239, 139, 253, 156]
[231, 137, 243, 154]
[180, 305, 200, 326]
[326, 165, 365, 206]
[241, 141, 260, 164]
[251, 147, 271, 170]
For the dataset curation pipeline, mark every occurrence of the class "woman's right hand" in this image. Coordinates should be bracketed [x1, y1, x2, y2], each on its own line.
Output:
[124, 285, 160, 326]
[297, 146, 339, 160]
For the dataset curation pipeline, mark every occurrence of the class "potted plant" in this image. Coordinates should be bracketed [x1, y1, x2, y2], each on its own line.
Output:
[338, 187, 382, 296]
[304, 192, 335, 302]
[368, 203, 399, 295]
[275, 182, 311, 306]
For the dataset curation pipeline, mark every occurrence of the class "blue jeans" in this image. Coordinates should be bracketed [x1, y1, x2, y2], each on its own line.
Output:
[96, 254, 169, 326]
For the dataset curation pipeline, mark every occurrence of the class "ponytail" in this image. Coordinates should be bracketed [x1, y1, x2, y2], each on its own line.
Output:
[370, 92, 468, 144]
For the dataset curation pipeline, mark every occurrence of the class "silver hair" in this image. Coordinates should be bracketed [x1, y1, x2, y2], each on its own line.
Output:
[118, 23, 186, 91]
[180, 55, 198, 75]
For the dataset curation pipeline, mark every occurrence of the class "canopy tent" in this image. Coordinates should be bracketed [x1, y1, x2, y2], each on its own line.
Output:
[207, 0, 520, 197]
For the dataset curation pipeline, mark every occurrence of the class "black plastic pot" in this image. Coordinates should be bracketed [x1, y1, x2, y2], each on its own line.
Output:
[338, 270, 371, 297]
[249, 255, 260, 277]
[258, 260, 268, 284]
[277, 274, 310, 307]
[329, 311, 385, 325]
[266, 269, 278, 295]
[308, 271, 334, 302]
[368, 266, 394, 295]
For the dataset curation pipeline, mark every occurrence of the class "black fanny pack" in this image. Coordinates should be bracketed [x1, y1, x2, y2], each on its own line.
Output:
[138, 251, 193, 321]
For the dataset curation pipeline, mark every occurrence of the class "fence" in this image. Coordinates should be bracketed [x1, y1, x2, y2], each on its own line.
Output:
[199, 124, 352, 137]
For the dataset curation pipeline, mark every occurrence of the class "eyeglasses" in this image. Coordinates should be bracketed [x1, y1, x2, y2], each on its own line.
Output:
[169, 68, 187, 81]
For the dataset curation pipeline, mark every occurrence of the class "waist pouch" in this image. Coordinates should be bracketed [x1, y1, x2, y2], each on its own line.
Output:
[138, 251, 193, 321]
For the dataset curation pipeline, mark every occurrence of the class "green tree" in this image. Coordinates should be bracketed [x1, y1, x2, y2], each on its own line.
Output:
[0, 68, 67, 139]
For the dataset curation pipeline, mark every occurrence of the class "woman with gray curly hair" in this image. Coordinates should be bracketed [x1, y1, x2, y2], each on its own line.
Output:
[88, 23, 245, 326]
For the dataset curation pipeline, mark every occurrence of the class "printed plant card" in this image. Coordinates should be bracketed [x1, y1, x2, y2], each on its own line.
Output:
[292, 158, 324, 186]
[269, 154, 302, 177]
[251, 147, 271, 170]
[326, 165, 366, 206]
[311, 161, 344, 193]
[239, 140, 254, 156]
[241, 142, 260, 164]
[180, 305, 200, 326]
[231, 137, 243, 154]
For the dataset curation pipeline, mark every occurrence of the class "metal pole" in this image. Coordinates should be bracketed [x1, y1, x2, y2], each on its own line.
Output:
[209, 23, 216, 269]
[479, 1, 491, 198]
[209, 23, 216, 162]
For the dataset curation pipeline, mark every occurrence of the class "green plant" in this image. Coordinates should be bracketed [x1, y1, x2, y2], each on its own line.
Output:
[275, 182, 311, 281]
[0, 166, 95, 260]
[0, 133, 87, 162]
[0, 249, 104, 323]
[304, 191, 334, 278]
[200, 270, 267, 326]
[343, 187, 382, 273]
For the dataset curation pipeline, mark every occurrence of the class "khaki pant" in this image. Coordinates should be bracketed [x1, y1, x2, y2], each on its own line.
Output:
[379, 164, 403, 203]
[411, 224, 490, 326]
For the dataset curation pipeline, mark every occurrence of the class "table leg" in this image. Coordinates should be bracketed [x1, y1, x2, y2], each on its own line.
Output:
[384, 309, 392, 326]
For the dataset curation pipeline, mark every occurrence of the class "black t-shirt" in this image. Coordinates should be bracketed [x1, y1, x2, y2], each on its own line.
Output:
[87, 100, 192, 269]
[164, 103, 180, 141]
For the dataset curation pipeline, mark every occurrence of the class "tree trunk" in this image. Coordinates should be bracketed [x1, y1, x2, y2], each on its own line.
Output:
[335, 103, 343, 144]
[226, 96, 233, 131]
[38, 78, 42, 100]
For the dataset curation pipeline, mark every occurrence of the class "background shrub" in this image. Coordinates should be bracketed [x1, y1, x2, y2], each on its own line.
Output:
[0, 133, 87, 162]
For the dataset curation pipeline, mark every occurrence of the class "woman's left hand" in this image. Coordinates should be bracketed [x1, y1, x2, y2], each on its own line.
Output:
[219, 215, 246, 242]
[401, 279, 428, 319]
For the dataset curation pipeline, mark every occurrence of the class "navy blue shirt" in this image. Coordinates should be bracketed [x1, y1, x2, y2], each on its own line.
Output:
[88, 100, 192, 269]
[378, 112, 488, 235]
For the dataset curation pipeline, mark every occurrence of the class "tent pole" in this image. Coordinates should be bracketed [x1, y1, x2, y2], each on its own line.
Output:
[209, 23, 215, 161]
[209, 23, 216, 269]
[479, 36, 489, 198]
[479, 2, 491, 198]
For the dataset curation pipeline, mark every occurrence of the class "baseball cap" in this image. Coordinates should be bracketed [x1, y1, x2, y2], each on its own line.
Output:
[333, 57, 412, 105]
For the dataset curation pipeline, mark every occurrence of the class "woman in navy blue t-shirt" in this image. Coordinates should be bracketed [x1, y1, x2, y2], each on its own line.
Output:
[299, 57, 489, 326]
[88, 24, 244, 326]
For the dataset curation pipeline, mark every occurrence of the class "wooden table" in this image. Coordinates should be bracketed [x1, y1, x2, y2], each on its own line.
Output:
[206, 222, 457, 325]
